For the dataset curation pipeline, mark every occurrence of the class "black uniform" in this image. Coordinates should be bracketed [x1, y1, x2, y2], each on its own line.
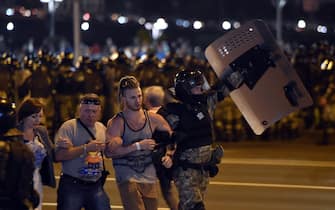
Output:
[158, 100, 212, 210]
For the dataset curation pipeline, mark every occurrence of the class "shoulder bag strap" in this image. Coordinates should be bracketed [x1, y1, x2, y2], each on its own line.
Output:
[77, 118, 107, 171]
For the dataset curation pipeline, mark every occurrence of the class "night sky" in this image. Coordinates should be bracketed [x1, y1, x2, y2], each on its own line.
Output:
[1, 0, 335, 48]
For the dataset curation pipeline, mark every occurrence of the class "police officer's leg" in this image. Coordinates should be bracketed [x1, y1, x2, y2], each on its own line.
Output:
[174, 168, 205, 210]
[191, 202, 205, 210]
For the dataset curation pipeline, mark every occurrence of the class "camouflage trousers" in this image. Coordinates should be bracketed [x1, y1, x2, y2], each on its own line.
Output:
[173, 145, 212, 210]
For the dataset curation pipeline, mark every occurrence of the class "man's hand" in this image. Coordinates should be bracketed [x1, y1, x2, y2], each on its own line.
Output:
[56, 137, 73, 149]
[138, 139, 156, 150]
[161, 155, 173, 168]
[86, 140, 106, 152]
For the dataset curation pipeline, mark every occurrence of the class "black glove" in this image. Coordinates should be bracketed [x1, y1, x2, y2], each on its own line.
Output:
[152, 130, 171, 146]
[207, 165, 219, 178]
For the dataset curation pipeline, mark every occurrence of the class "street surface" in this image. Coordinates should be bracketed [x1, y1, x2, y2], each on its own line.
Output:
[42, 137, 335, 210]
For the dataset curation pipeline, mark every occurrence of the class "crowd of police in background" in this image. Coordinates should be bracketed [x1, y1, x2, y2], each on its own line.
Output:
[0, 39, 334, 143]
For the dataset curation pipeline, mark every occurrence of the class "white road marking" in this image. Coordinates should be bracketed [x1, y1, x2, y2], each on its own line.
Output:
[55, 176, 335, 190]
[209, 181, 335, 190]
[221, 158, 335, 167]
[50, 158, 335, 209]
[43, 181, 335, 208]
[42, 203, 169, 209]
[55, 176, 115, 181]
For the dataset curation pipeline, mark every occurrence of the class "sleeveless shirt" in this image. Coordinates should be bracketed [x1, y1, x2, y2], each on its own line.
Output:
[112, 110, 157, 184]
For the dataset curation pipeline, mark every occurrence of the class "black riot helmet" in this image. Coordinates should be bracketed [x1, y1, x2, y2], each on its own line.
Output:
[0, 98, 16, 136]
[174, 70, 205, 102]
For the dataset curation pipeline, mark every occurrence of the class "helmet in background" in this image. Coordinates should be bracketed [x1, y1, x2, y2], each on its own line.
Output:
[0, 98, 16, 135]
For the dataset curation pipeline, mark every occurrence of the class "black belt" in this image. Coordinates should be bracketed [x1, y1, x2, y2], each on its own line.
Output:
[61, 173, 100, 185]
[176, 159, 210, 171]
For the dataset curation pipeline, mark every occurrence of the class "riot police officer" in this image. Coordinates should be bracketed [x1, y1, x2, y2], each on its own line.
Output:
[0, 98, 39, 210]
[158, 70, 224, 210]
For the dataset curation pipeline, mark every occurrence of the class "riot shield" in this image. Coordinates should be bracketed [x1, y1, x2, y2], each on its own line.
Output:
[205, 19, 313, 135]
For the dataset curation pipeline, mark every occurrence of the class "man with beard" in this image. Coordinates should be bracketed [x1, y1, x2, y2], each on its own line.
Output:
[105, 76, 173, 210]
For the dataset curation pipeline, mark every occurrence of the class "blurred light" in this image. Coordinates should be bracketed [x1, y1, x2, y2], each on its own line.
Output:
[110, 13, 119, 21]
[320, 59, 328, 70]
[109, 52, 119, 61]
[40, 0, 63, 2]
[193, 20, 203, 30]
[176, 19, 190, 28]
[138, 17, 146, 25]
[158, 61, 164, 68]
[176, 19, 183, 26]
[139, 54, 148, 62]
[117, 16, 128, 24]
[233, 21, 241, 29]
[297, 19, 306, 29]
[144, 22, 153, 30]
[151, 18, 168, 40]
[328, 61, 334, 70]
[317, 25, 327, 33]
[83, 12, 90, 21]
[194, 46, 201, 54]
[320, 59, 333, 71]
[6, 8, 14, 16]
[154, 18, 168, 30]
[279, 0, 287, 7]
[19, 7, 25, 15]
[81, 22, 90, 31]
[6, 22, 14, 31]
[47, 0, 55, 13]
[182, 20, 190, 28]
[222, 21, 231, 30]
[152, 28, 160, 40]
[31, 9, 38, 16]
[23, 10, 31, 17]
[124, 48, 132, 58]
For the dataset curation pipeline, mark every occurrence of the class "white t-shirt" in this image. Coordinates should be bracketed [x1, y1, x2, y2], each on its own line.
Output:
[55, 119, 106, 182]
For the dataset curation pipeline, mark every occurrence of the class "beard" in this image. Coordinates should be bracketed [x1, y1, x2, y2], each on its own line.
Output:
[128, 106, 141, 111]
[126, 101, 142, 111]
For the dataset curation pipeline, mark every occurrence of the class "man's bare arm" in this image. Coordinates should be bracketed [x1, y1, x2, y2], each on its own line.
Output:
[55, 143, 85, 161]
[150, 112, 173, 135]
[105, 117, 156, 158]
[150, 112, 175, 168]
[55, 138, 105, 161]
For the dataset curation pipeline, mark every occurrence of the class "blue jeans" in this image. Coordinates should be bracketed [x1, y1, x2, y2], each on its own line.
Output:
[57, 175, 111, 210]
